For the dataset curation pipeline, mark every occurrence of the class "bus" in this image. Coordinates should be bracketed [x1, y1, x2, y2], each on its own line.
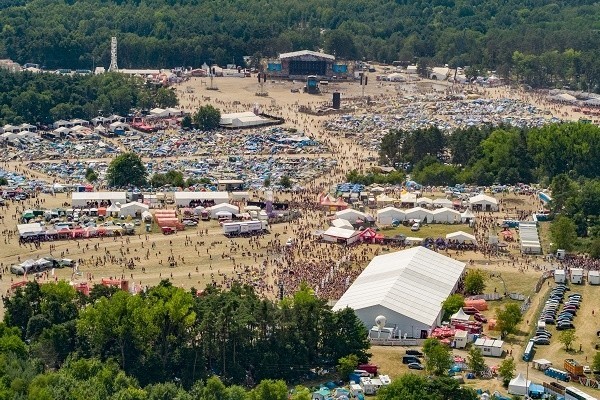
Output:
[565, 387, 598, 400]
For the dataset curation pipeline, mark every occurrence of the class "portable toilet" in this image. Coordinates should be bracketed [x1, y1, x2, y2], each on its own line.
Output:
[588, 270, 600, 285]
[570, 268, 584, 284]
[554, 269, 566, 284]
[556, 249, 566, 260]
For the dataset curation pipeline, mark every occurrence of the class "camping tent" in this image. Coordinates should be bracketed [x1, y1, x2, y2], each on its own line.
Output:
[508, 373, 530, 396]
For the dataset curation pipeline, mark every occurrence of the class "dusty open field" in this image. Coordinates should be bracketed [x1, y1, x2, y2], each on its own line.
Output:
[1, 75, 598, 394]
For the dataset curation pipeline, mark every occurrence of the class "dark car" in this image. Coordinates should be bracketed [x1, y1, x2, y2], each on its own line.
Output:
[405, 350, 423, 357]
[533, 337, 550, 345]
[462, 307, 479, 315]
[557, 323, 574, 330]
[474, 313, 488, 323]
[407, 362, 424, 370]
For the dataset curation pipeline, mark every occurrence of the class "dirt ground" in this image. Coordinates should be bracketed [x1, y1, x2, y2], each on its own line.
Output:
[1, 76, 598, 394]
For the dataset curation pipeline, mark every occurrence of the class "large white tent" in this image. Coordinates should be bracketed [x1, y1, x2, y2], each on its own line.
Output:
[376, 207, 405, 225]
[431, 207, 461, 223]
[469, 194, 499, 212]
[333, 247, 466, 338]
[331, 218, 354, 230]
[400, 193, 417, 207]
[335, 208, 369, 223]
[321, 226, 360, 245]
[174, 191, 229, 207]
[508, 373, 530, 396]
[72, 192, 127, 207]
[118, 201, 149, 217]
[416, 197, 433, 207]
[404, 207, 433, 222]
[208, 203, 239, 218]
[433, 198, 453, 208]
[446, 231, 477, 244]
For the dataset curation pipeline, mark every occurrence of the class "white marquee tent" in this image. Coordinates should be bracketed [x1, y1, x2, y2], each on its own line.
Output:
[431, 207, 461, 223]
[119, 201, 149, 217]
[433, 198, 453, 208]
[331, 218, 354, 230]
[333, 247, 466, 337]
[404, 207, 433, 222]
[446, 231, 477, 244]
[335, 208, 369, 223]
[469, 194, 499, 212]
[376, 207, 405, 225]
[208, 203, 239, 218]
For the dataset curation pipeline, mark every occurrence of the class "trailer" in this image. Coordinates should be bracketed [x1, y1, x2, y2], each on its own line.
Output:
[222, 220, 265, 236]
[564, 359, 584, 376]
[222, 222, 241, 236]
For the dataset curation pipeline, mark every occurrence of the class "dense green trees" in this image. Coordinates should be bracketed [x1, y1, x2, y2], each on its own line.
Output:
[547, 175, 600, 244]
[464, 270, 486, 295]
[495, 303, 523, 339]
[1, 0, 600, 90]
[379, 122, 600, 187]
[422, 338, 453, 376]
[106, 152, 147, 188]
[193, 105, 221, 131]
[376, 374, 478, 400]
[441, 294, 464, 320]
[0, 70, 178, 125]
[1, 280, 370, 396]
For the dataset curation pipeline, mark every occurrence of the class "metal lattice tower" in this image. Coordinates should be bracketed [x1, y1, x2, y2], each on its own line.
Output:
[109, 37, 118, 72]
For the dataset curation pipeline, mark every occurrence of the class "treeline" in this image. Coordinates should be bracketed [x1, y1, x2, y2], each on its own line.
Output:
[2, 0, 600, 90]
[550, 175, 600, 243]
[378, 123, 600, 186]
[0, 70, 177, 125]
[0, 280, 370, 397]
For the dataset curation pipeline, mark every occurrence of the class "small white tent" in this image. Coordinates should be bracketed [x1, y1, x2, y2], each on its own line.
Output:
[450, 308, 470, 321]
[508, 373, 530, 396]
[461, 209, 476, 223]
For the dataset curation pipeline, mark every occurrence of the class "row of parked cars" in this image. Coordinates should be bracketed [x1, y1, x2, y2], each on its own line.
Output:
[535, 285, 580, 345]
[402, 349, 425, 370]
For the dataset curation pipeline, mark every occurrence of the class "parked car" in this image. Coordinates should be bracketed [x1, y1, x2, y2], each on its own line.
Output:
[584, 365, 591, 374]
[533, 337, 550, 345]
[462, 307, 479, 315]
[405, 350, 423, 357]
[407, 362, 424, 370]
[557, 323, 574, 330]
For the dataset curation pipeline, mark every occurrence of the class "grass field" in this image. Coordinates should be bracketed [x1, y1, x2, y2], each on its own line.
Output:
[381, 224, 473, 239]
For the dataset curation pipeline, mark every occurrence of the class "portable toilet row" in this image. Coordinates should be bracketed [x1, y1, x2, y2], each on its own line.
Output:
[556, 268, 600, 285]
